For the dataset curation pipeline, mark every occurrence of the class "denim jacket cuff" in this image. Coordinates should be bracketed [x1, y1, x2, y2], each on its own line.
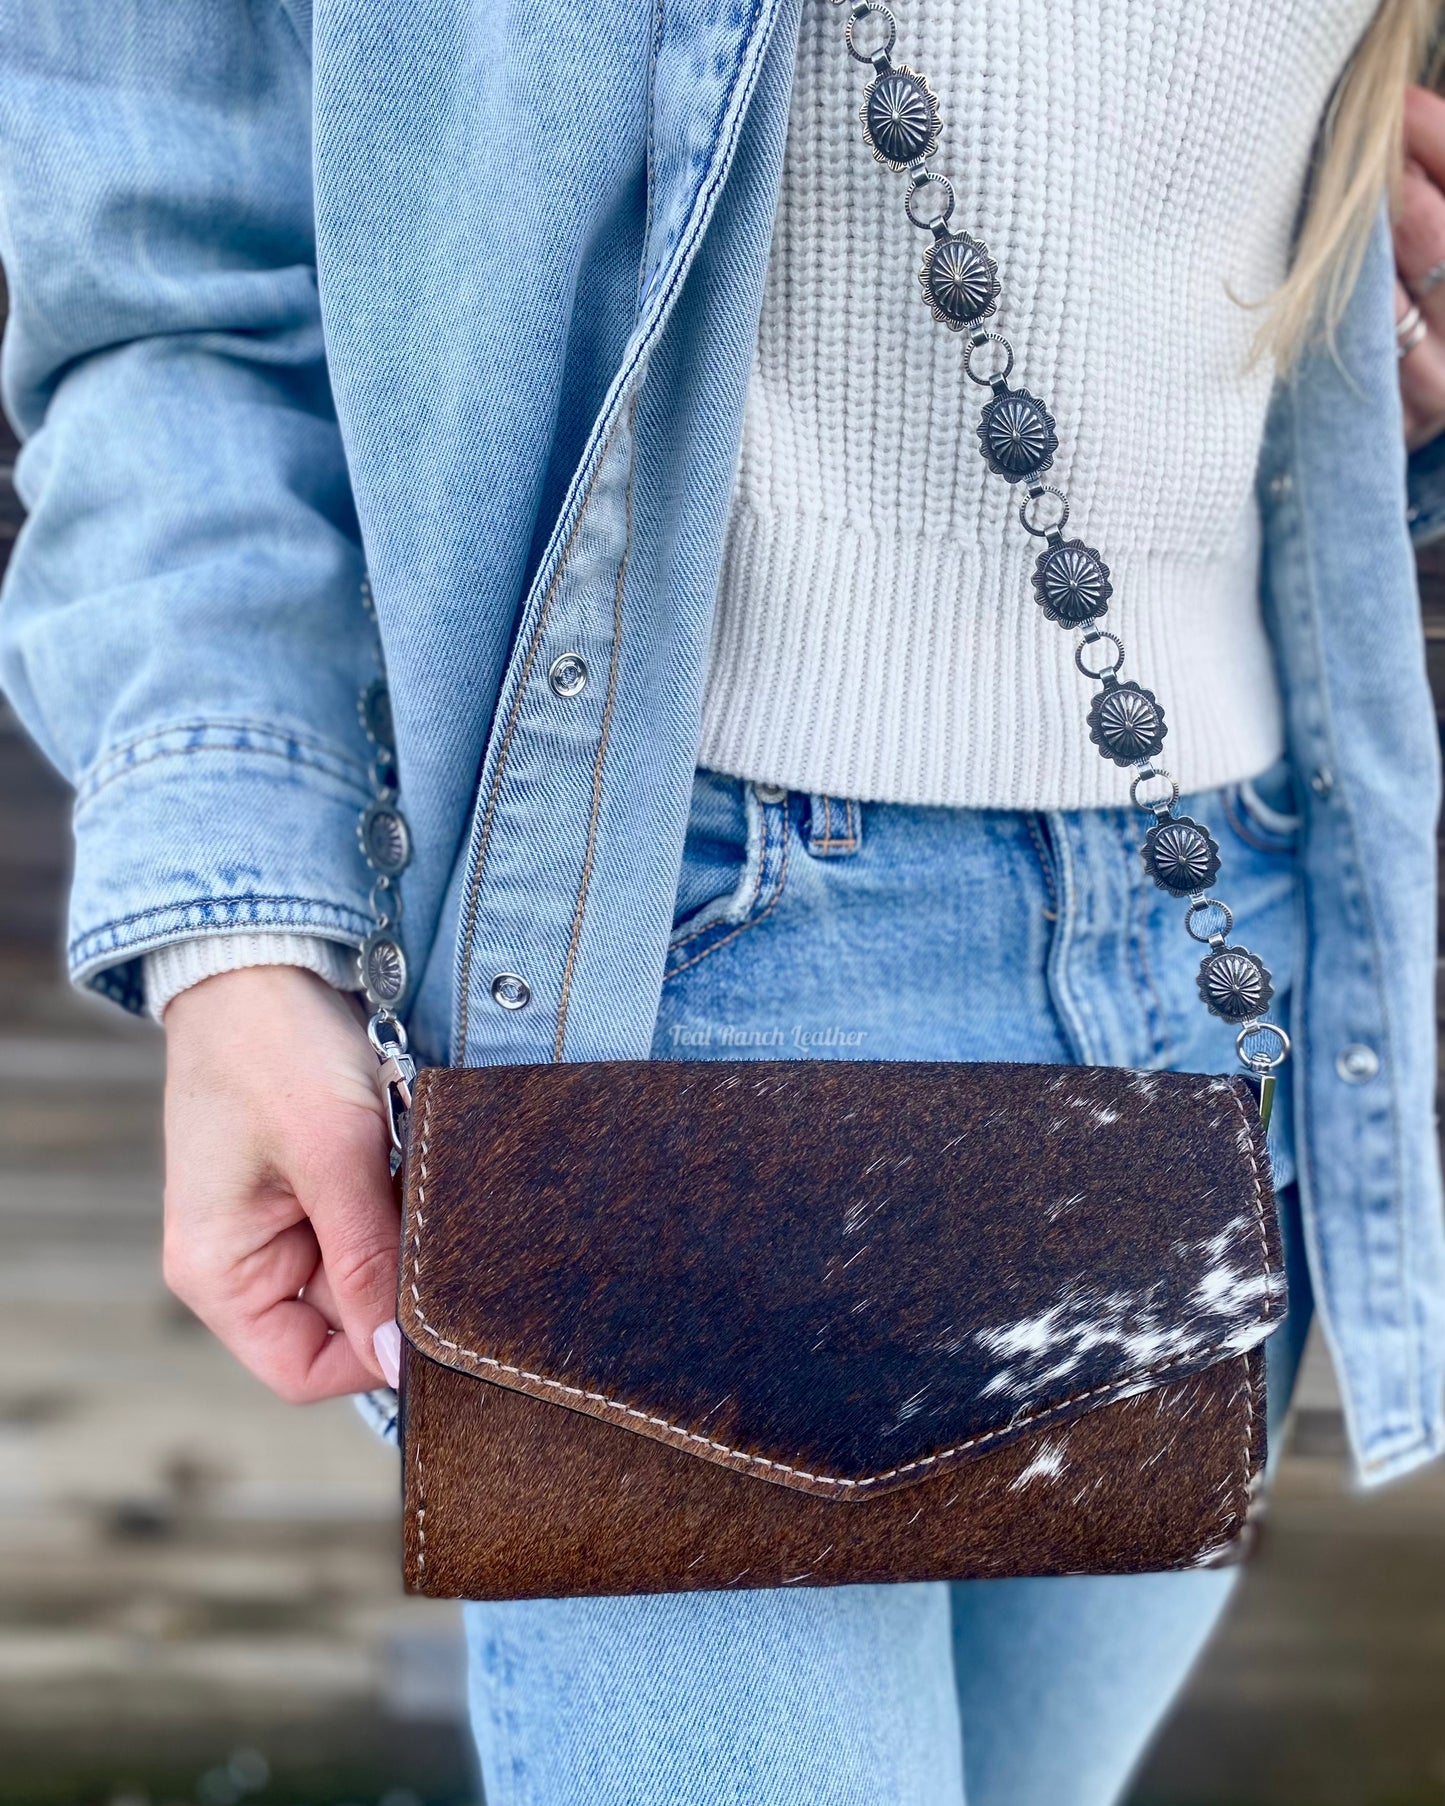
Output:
[66, 721, 377, 1016]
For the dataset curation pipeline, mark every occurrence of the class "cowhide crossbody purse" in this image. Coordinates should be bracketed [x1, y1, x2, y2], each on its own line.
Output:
[356, 0, 1291, 1600]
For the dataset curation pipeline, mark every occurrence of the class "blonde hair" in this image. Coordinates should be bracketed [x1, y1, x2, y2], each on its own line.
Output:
[1260, 0, 1442, 368]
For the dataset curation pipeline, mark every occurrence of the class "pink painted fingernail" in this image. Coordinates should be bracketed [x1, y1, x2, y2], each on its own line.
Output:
[373, 1319, 402, 1389]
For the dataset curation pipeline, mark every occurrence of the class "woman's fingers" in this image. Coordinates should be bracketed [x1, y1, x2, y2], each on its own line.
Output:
[1394, 157, 1445, 307]
[183, 1153, 398, 1403]
[229, 1283, 381, 1404]
[1403, 84, 1445, 194]
[164, 1202, 378, 1402]
[295, 1105, 403, 1385]
[1393, 100, 1445, 451]
[299, 1261, 344, 1332]
[1396, 274, 1445, 450]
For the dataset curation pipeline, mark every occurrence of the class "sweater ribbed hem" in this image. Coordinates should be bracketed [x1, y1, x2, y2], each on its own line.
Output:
[697, 505, 1285, 809]
[144, 932, 359, 1023]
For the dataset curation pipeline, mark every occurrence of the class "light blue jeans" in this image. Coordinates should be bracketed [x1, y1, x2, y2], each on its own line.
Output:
[463, 766, 1313, 1806]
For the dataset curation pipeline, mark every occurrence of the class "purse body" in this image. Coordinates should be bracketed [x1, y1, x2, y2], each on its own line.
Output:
[397, 1058, 1284, 1601]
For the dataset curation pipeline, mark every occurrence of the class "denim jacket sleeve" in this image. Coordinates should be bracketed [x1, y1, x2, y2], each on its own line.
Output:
[0, 2, 377, 1013]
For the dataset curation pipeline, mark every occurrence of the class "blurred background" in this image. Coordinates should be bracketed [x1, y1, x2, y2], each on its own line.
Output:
[2, 306, 1444, 1806]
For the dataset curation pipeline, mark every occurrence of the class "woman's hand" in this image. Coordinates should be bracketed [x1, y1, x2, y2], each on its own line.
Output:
[162, 965, 401, 1403]
[1395, 86, 1445, 449]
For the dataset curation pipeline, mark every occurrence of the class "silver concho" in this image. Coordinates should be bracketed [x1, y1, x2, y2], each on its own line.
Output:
[920, 232, 999, 330]
[1196, 946, 1273, 1023]
[976, 389, 1058, 482]
[861, 66, 942, 170]
[359, 800, 412, 876]
[1032, 539, 1112, 626]
[1140, 815, 1221, 896]
[361, 930, 409, 1009]
[1087, 678, 1166, 767]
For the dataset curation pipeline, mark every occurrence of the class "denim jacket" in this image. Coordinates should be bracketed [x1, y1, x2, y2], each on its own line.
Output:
[1, 0, 1441, 1481]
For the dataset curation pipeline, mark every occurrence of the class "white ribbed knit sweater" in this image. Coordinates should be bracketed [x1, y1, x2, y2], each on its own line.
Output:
[696, 0, 1377, 807]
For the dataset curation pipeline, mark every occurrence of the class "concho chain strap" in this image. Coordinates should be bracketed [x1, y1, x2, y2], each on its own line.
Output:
[829, 0, 1290, 1116]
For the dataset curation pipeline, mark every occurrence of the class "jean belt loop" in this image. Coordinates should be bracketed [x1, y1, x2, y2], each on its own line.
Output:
[806, 793, 863, 859]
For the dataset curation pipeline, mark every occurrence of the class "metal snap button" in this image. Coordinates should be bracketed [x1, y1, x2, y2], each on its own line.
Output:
[1335, 1043, 1380, 1084]
[1309, 767, 1334, 798]
[491, 972, 531, 1010]
[548, 654, 589, 698]
[754, 783, 788, 804]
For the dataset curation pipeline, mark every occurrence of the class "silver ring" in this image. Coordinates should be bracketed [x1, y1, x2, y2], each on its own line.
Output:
[1019, 485, 1070, 537]
[963, 330, 1013, 387]
[845, 1, 896, 63]
[1129, 767, 1179, 814]
[367, 1009, 409, 1056]
[368, 874, 404, 927]
[905, 168, 955, 231]
[1413, 256, 1445, 297]
[1074, 631, 1124, 680]
[1185, 897, 1234, 944]
[1397, 301, 1428, 360]
[1237, 1020, 1291, 1073]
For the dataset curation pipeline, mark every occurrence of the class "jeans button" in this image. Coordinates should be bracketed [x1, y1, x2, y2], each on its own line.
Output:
[754, 783, 788, 804]
[491, 973, 531, 1010]
[1335, 1043, 1379, 1084]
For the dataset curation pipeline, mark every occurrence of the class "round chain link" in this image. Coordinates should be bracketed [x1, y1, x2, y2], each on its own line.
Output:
[368, 874, 404, 929]
[1185, 898, 1234, 944]
[962, 330, 1014, 387]
[1019, 485, 1070, 537]
[1129, 767, 1180, 814]
[904, 167, 955, 230]
[844, 0, 897, 63]
[1074, 631, 1124, 680]
[1237, 1021, 1292, 1073]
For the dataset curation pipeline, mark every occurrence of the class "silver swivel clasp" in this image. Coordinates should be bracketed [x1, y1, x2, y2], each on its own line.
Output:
[368, 1010, 416, 1155]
